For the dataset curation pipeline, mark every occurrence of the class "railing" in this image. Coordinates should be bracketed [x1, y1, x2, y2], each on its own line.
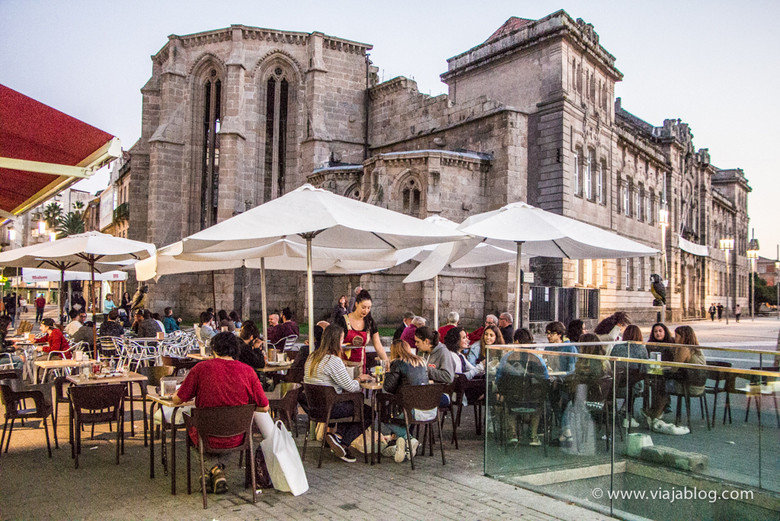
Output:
[484, 341, 779, 520]
[529, 287, 600, 323]
[113, 202, 129, 224]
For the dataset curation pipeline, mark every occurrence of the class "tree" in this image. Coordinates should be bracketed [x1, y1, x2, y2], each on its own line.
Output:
[43, 202, 63, 228]
[751, 273, 776, 307]
[55, 212, 85, 238]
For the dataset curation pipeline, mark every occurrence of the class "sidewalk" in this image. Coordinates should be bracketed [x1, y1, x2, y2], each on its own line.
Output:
[0, 395, 614, 521]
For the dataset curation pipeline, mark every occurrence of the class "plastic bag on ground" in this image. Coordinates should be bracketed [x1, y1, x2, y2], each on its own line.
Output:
[261, 420, 309, 496]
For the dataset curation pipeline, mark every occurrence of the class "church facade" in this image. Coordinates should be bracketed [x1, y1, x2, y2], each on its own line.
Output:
[124, 10, 750, 326]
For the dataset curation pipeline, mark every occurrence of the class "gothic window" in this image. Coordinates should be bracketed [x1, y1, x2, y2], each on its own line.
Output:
[264, 67, 290, 201]
[573, 148, 582, 197]
[401, 177, 422, 217]
[200, 68, 222, 228]
[345, 184, 361, 200]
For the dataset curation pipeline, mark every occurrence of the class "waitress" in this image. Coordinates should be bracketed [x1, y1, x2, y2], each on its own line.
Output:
[334, 289, 388, 371]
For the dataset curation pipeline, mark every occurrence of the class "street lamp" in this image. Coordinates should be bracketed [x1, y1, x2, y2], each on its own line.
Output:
[719, 238, 735, 324]
[747, 230, 759, 321]
[658, 207, 669, 321]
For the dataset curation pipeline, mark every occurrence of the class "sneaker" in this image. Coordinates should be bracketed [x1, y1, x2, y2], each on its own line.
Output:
[409, 437, 420, 457]
[394, 437, 407, 463]
[529, 436, 542, 447]
[209, 463, 228, 494]
[381, 442, 397, 458]
[339, 449, 357, 463]
[326, 433, 347, 459]
[622, 417, 640, 429]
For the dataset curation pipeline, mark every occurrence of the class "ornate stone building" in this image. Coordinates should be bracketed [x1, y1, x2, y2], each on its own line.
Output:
[125, 10, 750, 325]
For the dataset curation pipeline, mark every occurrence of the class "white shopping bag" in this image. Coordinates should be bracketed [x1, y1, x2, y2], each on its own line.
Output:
[261, 420, 309, 496]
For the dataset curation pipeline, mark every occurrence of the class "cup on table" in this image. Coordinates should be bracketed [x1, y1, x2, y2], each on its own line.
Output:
[156, 331, 165, 340]
[92, 362, 102, 375]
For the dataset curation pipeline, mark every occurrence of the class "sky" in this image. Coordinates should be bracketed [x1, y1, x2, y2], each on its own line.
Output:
[2, 0, 778, 258]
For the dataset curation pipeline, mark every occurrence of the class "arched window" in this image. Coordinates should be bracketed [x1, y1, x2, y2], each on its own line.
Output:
[345, 183, 361, 200]
[264, 67, 290, 201]
[200, 68, 222, 228]
[401, 177, 422, 217]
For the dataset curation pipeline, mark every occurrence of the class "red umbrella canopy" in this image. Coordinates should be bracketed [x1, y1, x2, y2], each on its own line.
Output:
[0, 84, 116, 215]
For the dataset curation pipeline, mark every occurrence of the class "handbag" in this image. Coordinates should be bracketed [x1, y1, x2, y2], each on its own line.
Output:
[253, 447, 274, 489]
[261, 420, 309, 496]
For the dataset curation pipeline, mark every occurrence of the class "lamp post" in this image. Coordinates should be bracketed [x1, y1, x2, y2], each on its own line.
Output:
[747, 230, 759, 321]
[659, 207, 669, 322]
[719, 238, 734, 324]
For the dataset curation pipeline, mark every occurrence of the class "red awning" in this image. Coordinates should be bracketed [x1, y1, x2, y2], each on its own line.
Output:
[0, 84, 120, 217]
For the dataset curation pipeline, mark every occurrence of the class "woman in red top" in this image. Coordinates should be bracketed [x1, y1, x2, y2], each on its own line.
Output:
[35, 318, 71, 358]
[334, 289, 388, 371]
[173, 332, 269, 494]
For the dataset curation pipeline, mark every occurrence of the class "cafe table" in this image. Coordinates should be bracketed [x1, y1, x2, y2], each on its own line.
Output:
[34, 358, 93, 384]
[257, 361, 293, 373]
[186, 353, 211, 361]
[360, 379, 384, 464]
[147, 389, 194, 494]
[67, 370, 150, 447]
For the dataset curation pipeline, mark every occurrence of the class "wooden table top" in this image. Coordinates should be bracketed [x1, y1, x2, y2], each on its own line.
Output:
[34, 359, 94, 369]
[187, 353, 211, 361]
[147, 390, 194, 407]
[360, 380, 383, 391]
[67, 370, 147, 386]
[257, 362, 293, 373]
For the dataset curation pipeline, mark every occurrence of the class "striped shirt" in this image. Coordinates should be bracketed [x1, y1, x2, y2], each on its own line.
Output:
[304, 354, 360, 394]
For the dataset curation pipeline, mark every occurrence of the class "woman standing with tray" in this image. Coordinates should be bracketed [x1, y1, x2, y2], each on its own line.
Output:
[334, 289, 388, 372]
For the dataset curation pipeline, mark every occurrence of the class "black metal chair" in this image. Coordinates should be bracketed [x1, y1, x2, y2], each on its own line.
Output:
[0, 380, 57, 458]
[394, 384, 446, 470]
[68, 383, 125, 468]
[705, 361, 731, 429]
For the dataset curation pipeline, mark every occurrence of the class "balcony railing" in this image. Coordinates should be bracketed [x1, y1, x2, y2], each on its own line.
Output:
[113, 202, 129, 224]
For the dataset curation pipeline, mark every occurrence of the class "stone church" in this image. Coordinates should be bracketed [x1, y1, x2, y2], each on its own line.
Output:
[124, 9, 750, 327]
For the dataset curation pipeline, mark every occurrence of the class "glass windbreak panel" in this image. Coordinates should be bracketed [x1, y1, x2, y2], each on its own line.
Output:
[485, 343, 779, 521]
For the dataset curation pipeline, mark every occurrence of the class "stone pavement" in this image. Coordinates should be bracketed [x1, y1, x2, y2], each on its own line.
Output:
[0, 393, 614, 521]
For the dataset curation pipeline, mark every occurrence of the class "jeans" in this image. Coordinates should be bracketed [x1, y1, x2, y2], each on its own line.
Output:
[301, 400, 371, 447]
[36, 308, 44, 322]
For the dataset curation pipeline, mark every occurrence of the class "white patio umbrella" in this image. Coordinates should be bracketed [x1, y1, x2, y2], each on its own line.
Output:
[135, 237, 417, 343]
[405, 202, 658, 327]
[0, 231, 155, 356]
[400, 215, 521, 329]
[177, 184, 468, 347]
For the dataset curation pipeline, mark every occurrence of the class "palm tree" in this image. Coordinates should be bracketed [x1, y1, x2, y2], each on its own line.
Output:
[43, 202, 63, 228]
[56, 212, 85, 238]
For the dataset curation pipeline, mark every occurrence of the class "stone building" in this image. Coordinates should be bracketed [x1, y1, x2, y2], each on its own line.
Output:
[124, 10, 751, 326]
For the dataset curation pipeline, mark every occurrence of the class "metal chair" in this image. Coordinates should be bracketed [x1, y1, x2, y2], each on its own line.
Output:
[395, 384, 447, 470]
[302, 384, 367, 467]
[68, 383, 125, 468]
[269, 383, 301, 437]
[183, 404, 258, 509]
[705, 361, 731, 428]
[0, 381, 57, 458]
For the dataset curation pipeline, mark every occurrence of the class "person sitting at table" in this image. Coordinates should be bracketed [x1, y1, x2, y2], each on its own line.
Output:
[495, 329, 548, 446]
[594, 311, 631, 343]
[303, 324, 372, 463]
[289, 320, 328, 379]
[198, 311, 217, 342]
[608, 325, 647, 428]
[135, 309, 163, 338]
[381, 339, 427, 462]
[64, 309, 84, 337]
[647, 322, 674, 362]
[444, 327, 484, 379]
[217, 309, 234, 332]
[237, 320, 265, 370]
[467, 314, 498, 344]
[151, 313, 166, 334]
[172, 332, 269, 493]
[334, 289, 389, 368]
[438, 311, 460, 341]
[392, 311, 415, 342]
[642, 325, 705, 432]
[0, 316, 23, 369]
[265, 312, 281, 345]
[465, 324, 504, 366]
[102, 293, 117, 315]
[498, 312, 514, 347]
[400, 316, 425, 351]
[275, 307, 299, 344]
[71, 320, 96, 349]
[162, 307, 180, 334]
[99, 309, 125, 338]
[566, 319, 586, 343]
[544, 321, 577, 374]
[414, 326, 455, 389]
[35, 318, 71, 359]
[229, 311, 242, 330]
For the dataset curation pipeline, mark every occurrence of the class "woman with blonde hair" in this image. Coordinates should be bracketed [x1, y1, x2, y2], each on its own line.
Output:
[381, 339, 429, 461]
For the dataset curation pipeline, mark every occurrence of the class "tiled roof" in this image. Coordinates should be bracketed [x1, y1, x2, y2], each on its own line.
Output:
[485, 17, 535, 43]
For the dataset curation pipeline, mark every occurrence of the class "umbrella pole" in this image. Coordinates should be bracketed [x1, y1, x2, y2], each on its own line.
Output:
[90, 260, 97, 360]
[59, 268, 65, 327]
[433, 274, 440, 331]
[260, 258, 268, 344]
[305, 235, 315, 350]
[514, 242, 524, 329]
[212, 271, 217, 312]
